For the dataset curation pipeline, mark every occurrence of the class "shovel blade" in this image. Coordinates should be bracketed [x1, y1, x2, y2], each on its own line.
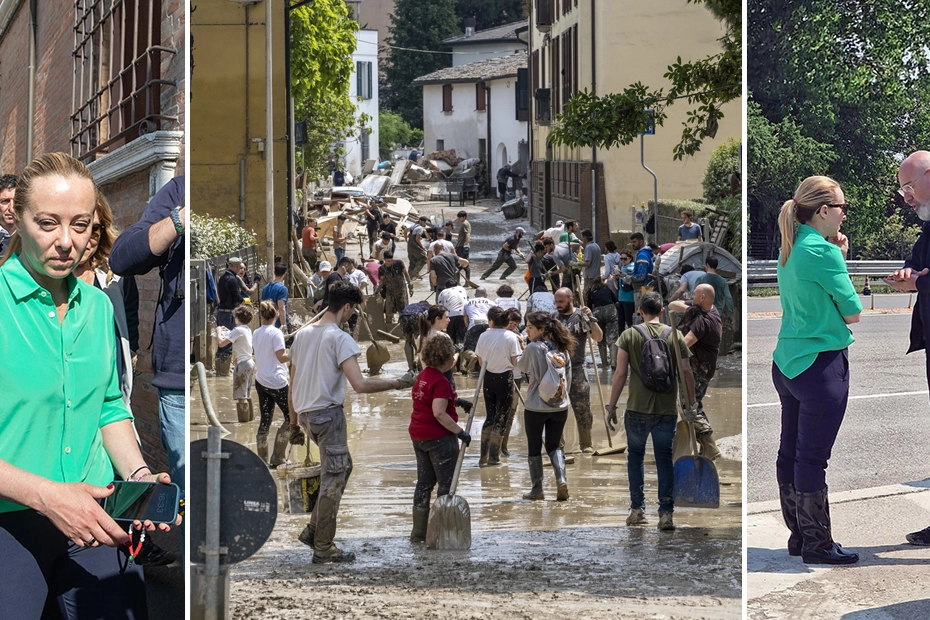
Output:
[425, 494, 471, 550]
[673, 455, 720, 508]
[672, 420, 691, 462]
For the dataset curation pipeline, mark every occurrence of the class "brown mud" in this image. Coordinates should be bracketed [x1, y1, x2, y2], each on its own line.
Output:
[190, 199, 743, 619]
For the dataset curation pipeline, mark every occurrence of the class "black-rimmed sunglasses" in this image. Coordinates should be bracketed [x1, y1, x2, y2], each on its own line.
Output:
[826, 203, 849, 215]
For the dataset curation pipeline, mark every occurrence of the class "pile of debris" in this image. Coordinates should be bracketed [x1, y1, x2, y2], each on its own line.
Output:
[344, 149, 486, 202]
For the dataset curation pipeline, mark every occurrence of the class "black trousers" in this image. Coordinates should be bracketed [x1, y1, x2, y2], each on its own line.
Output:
[455, 246, 471, 280]
[524, 409, 569, 457]
[447, 315, 467, 345]
[0, 510, 147, 620]
[412, 434, 459, 507]
[482, 370, 514, 436]
[255, 380, 290, 435]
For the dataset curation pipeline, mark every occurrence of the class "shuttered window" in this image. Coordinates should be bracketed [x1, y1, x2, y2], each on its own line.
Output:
[532, 50, 539, 93]
[516, 68, 529, 122]
[442, 84, 453, 112]
[356, 61, 373, 100]
[562, 29, 571, 108]
[551, 35, 560, 115]
[476, 83, 486, 111]
[572, 25, 578, 96]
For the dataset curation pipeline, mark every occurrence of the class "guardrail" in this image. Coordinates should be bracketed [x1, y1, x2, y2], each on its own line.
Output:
[748, 260, 905, 289]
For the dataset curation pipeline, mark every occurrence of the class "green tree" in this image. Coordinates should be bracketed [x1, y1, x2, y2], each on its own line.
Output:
[384, 0, 459, 129]
[702, 138, 739, 205]
[454, 0, 526, 31]
[290, 0, 365, 179]
[379, 111, 423, 159]
[549, 0, 740, 160]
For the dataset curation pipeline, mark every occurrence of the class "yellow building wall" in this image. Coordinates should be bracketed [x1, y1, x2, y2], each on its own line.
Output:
[532, 0, 741, 232]
[191, 2, 289, 266]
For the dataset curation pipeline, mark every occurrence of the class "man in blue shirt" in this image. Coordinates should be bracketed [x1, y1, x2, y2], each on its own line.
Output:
[629, 232, 654, 317]
[261, 263, 290, 333]
[677, 210, 703, 241]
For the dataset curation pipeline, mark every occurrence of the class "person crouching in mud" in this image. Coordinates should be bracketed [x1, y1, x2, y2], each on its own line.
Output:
[407, 336, 473, 542]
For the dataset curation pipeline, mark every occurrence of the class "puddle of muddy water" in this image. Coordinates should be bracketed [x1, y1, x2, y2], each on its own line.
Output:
[190, 200, 743, 618]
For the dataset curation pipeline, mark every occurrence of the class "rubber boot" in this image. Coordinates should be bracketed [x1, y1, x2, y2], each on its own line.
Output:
[256, 432, 270, 463]
[478, 428, 492, 467]
[248, 398, 256, 422]
[270, 423, 290, 468]
[779, 483, 802, 556]
[577, 425, 593, 453]
[697, 432, 722, 462]
[522, 456, 545, 500]
[487, 432, 505, 466]
[797, 487, 859, 565]
[410, 505, 430, 543]
[236, 400, 251, 423]
[548, 449, 569, 501]
[404, 342, 417, 373]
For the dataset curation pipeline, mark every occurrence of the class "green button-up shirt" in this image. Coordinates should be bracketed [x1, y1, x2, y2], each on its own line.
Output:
[774, 225, 862, 379]
[0, 253, 130, 513]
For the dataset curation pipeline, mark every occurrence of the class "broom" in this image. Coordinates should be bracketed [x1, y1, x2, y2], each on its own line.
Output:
[425, 361, 487, 550]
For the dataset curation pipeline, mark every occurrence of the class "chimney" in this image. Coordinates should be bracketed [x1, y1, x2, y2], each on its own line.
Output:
[465, 17, 476, 37]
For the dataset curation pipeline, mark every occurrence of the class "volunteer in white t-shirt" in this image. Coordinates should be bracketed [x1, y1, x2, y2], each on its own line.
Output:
[252, 301, 300, 467]
[437, 281, 469, 345]
[289, 282, 415, 564]
[217, 304, 256, 423]
[463, 287, 494, 327]
[474, 306, 524, 467]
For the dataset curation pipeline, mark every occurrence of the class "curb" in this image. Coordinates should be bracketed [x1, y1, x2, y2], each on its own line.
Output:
[747, 481, 930, 515]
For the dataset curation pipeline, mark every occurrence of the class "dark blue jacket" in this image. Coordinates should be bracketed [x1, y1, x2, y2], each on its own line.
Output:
[109, 177, 185, 391]
[905, 221, 930, 356]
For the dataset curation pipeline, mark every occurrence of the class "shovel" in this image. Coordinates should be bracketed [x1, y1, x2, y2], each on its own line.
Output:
[426, 362, 486, 550]
[358, 306, 390, 374]
[669, 314, 719, 508]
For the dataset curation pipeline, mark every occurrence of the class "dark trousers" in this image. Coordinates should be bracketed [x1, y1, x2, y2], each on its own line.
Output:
[528, 276, 545, 293]
[255, 381, 290, 435]
[0, 510, 147, 620]
[772, 349, 849, 493]
[455, 246, 471, 280]
[447, 315, 467, 345]
[481, 370, 514, 435]
[618, 301, 635, 331]
[524, 409, 568, 457]
[216, 308, 235, 359]
[482, 250, 517, 279]
[625, 410, 677, 513]
[299, 406, 353, 553]
[498, 182, 508, 201]
[411, 434, 459, 508]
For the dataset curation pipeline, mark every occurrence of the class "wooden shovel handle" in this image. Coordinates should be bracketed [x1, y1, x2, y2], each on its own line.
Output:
[449, 362, 486, 496]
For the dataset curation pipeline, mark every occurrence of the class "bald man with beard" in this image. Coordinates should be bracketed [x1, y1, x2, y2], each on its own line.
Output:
[669, 283, 722, 461]
[885, 150, 930, 546]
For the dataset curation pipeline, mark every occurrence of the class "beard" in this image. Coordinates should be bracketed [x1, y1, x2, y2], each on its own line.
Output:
[917, 202, 930, 221]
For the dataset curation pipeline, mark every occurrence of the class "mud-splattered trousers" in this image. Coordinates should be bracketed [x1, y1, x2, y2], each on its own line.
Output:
[481, 370, 515, 436]
[568, 366, 593, 449]
[299, 406, 354, 553]
[408, 240, 428, 278]
[255, 381, 289, 435]
[592, 304, 619, 369]
[381, 271, 409, 320]
[411, 434, 459, 508]
[683, 359, 714, 436]
[481, 250, 518, 279]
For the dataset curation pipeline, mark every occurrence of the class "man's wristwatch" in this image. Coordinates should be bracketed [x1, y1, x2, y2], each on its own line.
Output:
[170, 206, 184, 236]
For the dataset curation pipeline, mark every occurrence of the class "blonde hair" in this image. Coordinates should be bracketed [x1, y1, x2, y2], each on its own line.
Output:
[259, 300, 278, 322]
[89, 192, 120, 278]
[0, 152, 102, 269]
[778, 175, 841, 266]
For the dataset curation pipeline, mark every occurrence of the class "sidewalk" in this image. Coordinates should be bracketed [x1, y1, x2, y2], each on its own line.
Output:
[747, 481, 930, 618]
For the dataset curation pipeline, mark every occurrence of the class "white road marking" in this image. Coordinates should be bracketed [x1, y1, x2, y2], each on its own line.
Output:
[748, 389, 929, 408]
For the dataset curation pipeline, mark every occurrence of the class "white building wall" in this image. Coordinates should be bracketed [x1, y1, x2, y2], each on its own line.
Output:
[487, 75, 527, 177]
[451, 42, 526, 67]
[422, 83, 486, 160]
[345, 29, 380, 179]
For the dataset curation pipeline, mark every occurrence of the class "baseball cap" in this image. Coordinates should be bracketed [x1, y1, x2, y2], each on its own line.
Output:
[228, 256, 243, 267]
[319, 261, 332, 271]
[555, 220, 563, 227]
[516, 227, 526, 234]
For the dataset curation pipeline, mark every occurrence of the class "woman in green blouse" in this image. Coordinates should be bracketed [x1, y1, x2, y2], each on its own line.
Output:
[772, 175, 862, 565]
[0, 153, 180, 618]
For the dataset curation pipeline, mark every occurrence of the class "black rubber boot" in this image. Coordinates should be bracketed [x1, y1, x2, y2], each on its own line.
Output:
[548, 449, 569, 501]
[410, 505, 430, 543]
[256, 433, 269, 464]
[478, 428, 492, 467]
[269, 423, 289, 468]
[522, 456, 545, 500]
[487, 432, 504, 466]
[778, 483, 802, 556]
[797, 487, 859, 565]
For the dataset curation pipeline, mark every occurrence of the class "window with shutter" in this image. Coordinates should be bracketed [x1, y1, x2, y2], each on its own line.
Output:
[516, 69, 529, 122]
[562, 30, 571, 108]
[476, 83, 486, 111]
[366, 62, 373, 100]
[551, 36, 560, 115]
[442, 84, 453, 112]
[357, 61, 363, 98]
[572, 25, 578, 95]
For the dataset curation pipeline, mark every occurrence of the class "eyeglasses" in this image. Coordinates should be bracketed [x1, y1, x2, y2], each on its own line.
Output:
[899, 169, 930, 197]
[620, 256, 631, 262]
[826, 203, 848, 216]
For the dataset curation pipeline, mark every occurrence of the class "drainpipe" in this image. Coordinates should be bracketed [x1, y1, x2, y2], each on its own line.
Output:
[285, 5, 295, 290]
[265, 0, 275, 278]
[590, 0, 597, 237]
[26, 0, 37, 161]
[240, 4, 252, 228]
[485, 83, 492, 191]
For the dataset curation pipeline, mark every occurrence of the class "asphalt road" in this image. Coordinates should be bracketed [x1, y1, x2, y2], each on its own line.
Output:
[747, 298, 930, 503]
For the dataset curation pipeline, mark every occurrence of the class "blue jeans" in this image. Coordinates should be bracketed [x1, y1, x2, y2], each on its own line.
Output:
[625, 410, 677, 513]
[158, 389, 186, 490]
[334, 248, 345, 264]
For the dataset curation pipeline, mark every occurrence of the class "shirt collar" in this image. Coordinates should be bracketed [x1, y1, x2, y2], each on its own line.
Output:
[797, 224, 823, 242]
[2, 252, 81, 304]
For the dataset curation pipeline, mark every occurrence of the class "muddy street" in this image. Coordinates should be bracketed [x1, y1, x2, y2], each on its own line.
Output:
[191, 199, 743, 618]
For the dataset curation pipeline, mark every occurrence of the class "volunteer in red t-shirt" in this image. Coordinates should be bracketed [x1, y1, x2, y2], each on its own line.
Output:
[407, 335, 472, 543]
[301, 217, 319, 270]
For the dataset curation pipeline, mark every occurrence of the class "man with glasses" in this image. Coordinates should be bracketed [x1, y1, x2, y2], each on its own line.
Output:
[885, 150, 930, 546]
[0, 174, 17, 256]
[290, 282, 415, 562]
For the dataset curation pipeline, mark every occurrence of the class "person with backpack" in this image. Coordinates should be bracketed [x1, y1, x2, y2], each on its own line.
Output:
[517, 312, 576, 501]
[605, 291, 696, 531]
[552, 287, 603, 453]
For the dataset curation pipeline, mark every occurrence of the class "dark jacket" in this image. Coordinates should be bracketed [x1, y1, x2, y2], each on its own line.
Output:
[109, 176, 185, 391]
[905, 221, 930, 355]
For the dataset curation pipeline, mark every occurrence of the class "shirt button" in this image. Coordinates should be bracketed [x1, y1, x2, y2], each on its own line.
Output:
[67, 400, 71, 407]
[64, 447, 71, 454]
[48, 311, 55, 318]
[40, 291, 47, 297]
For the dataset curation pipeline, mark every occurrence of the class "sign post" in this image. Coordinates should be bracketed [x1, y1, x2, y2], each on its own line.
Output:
[640, 110, 658, 244]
